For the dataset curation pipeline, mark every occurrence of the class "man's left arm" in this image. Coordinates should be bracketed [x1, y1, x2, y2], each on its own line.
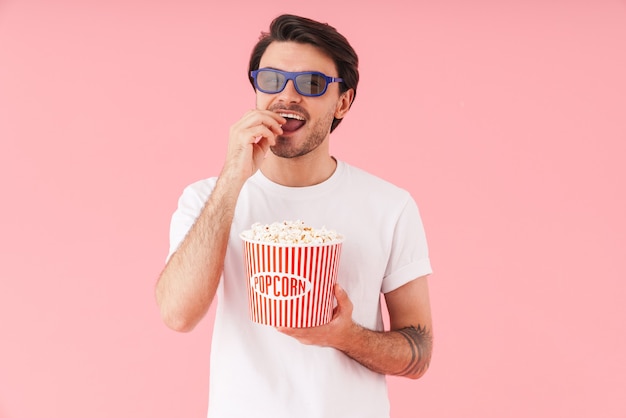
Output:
[277, 275, 433, 379]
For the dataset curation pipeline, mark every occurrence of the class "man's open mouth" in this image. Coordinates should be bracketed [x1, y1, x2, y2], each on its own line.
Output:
[278, 112, 306, 133]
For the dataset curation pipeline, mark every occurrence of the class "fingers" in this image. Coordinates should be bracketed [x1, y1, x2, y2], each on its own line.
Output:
[254, 136, 272, 155]
[330, 284, 353, 323]
[235, 110, 286, 144]
[245, 125, 279, 146]
[223, 110, 287, 180]
[276, 285, 354, 349]
[334, 284, 351, 308]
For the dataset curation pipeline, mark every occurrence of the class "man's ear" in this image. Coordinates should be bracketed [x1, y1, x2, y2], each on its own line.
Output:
[334, 89, 355, 119]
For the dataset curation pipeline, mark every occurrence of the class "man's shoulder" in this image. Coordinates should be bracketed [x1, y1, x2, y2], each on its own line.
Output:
[178, 176, 218, 202]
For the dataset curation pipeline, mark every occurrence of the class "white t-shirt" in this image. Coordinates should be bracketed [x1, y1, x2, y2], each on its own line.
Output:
[168, 160, 432, 418]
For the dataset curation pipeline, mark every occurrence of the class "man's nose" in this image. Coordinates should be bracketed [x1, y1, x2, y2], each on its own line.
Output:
[276, 79, 302, 103]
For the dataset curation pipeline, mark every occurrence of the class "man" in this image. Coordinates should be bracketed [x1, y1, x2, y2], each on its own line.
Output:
[156, 14, 433, 418]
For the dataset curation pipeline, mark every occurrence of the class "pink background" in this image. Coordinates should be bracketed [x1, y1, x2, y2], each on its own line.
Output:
[1, 1, 625, 417]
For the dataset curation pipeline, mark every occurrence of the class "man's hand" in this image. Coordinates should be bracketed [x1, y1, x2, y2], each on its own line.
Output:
[277, 277, 433, 380]
[276, 284, 357, 349]
[223, 109, 286, 184]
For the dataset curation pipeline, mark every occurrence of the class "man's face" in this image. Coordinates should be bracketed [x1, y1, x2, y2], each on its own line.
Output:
[256, 41, 347, 159]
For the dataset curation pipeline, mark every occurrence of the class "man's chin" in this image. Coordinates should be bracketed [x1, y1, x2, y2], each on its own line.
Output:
[270, 143, 306, 159]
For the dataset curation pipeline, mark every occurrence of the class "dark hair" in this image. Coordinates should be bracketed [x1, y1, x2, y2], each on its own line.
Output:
[248, 14, 359, 133]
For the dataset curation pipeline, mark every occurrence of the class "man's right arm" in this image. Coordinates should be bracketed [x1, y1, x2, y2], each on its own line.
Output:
[155, 171, 243, 332]
[155, 110, 285, 332]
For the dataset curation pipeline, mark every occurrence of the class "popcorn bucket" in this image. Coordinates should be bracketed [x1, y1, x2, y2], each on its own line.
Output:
[241, 237, 343, 328]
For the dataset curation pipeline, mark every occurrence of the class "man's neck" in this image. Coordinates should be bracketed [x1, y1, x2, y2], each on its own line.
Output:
[260, 154, 337, 187]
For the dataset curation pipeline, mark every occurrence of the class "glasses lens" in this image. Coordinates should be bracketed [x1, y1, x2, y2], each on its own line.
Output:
[257, 70, 286, 93]
[295, 73, 326, 96]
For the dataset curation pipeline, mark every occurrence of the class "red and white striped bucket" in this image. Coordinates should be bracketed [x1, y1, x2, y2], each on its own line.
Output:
[241, 237, 343, 328]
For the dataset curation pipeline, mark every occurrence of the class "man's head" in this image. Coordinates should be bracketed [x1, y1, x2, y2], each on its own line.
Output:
[248, 14, 359, 133]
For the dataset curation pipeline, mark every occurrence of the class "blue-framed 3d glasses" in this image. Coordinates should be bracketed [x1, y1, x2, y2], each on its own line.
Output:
[250, 68, 343, 97]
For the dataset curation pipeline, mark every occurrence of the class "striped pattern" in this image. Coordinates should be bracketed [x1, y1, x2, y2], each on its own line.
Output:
[243, 240, 342, 328]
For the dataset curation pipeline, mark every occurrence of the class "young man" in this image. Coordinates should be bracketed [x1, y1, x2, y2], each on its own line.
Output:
[156, 14, 433, 418]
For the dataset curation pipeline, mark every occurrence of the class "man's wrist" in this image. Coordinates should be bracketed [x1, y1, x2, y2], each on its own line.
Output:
[334, 320, 366, 354]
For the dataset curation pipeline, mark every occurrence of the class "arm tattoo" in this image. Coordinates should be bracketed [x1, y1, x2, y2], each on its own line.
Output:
[396, 325, 433, 377]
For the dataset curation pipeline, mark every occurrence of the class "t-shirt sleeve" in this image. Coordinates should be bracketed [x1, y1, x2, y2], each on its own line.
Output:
[166, 179, 215, 262]
[381, 195, 432, 293]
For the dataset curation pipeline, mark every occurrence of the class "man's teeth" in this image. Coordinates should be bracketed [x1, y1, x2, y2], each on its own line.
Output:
[278, 112, 305, 121]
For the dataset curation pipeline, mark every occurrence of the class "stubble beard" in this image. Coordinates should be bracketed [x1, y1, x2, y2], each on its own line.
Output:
[270, 110, 335, 159]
